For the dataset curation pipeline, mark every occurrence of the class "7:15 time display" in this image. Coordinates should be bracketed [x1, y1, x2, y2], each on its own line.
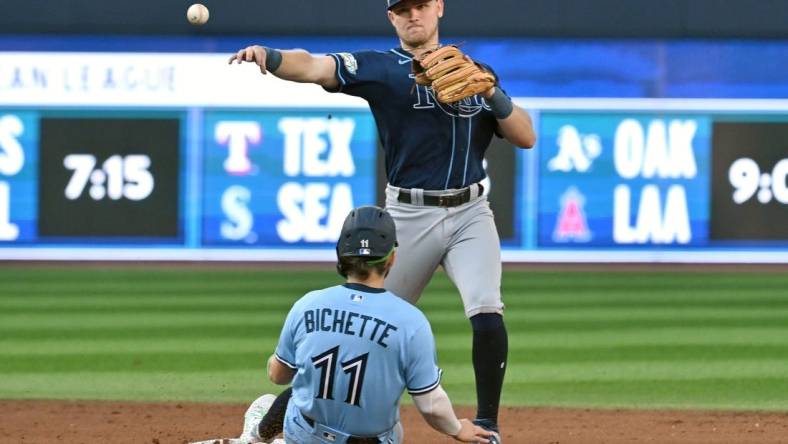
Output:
[63, 154, 154, 201]
[38, 116, 181, 239]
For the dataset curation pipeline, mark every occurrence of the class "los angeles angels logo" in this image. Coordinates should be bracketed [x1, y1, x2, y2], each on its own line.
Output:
[553, 187, 592, 243]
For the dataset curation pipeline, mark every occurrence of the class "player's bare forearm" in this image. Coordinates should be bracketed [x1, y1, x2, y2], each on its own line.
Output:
[228, 45, 339, 90]
[275, 50, 339, 89]
[496, 105, 536, 149]
[479, 86, 536, 148]
[267, 355, 296, 385]
[413, 387, 493, 443]
[412, 386, 462, 436]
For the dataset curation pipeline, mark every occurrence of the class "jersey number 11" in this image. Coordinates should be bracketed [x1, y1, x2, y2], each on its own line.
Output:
[311, 346, 369, 407]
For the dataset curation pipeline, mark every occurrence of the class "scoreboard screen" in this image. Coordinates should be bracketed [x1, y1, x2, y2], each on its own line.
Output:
[537, 113, 712, 248]
[711, 122, 788, 241]
[38, 117, 181, 238]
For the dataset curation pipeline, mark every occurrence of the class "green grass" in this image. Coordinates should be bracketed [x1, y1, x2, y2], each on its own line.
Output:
[1, 267, 787, 410]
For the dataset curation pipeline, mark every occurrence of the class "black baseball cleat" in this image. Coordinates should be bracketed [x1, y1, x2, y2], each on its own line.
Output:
[473, 419, 502, 444]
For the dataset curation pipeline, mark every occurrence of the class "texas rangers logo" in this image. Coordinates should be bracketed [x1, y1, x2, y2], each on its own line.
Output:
[552, 187, 592, 243]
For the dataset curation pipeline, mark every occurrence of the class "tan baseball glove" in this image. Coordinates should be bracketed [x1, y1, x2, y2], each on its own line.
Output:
[412, 45, 496, 103]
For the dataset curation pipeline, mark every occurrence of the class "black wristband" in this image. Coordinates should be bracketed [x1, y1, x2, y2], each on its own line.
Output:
[487, 86, 514, 120]
[263, 47, 283, 72]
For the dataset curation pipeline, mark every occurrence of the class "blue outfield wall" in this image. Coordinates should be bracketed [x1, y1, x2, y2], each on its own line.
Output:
[2, 36, 788, 98]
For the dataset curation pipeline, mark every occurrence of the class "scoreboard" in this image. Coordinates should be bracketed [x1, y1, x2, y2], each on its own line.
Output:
[38, 116, 181, 239]
[201, 110, 377, 247]
[1, 41, 787, 262]
[711, 122, 788, 240]
[536, 108, 788, 252]
[538, 113, 711, 247]
[0, 108, 377, 250]
[2, 112, 183, 244]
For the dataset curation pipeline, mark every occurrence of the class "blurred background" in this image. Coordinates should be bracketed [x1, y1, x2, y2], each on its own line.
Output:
[0, 0, 786, 261]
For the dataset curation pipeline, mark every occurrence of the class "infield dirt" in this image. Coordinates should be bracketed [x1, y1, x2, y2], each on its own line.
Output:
[1, 400, 787, 443]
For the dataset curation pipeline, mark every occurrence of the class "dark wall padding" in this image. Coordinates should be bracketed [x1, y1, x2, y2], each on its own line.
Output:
[3, 0, 787, 39]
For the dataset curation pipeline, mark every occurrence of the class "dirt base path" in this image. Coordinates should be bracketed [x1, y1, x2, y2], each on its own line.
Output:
[1, 400, 787, 444]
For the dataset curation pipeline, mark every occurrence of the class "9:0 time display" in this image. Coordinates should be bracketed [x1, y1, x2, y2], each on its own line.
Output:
[729, 158, 788, 205]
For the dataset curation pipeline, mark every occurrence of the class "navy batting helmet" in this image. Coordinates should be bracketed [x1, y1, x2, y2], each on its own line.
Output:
[336, 206, 397, 260]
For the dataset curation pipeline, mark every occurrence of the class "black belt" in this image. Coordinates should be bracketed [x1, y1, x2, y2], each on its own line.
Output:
[302, 414, 382, 444]
[397, 184, 483, 207]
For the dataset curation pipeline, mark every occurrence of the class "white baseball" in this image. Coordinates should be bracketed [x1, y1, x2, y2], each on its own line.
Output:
[186, 3, 210, 25]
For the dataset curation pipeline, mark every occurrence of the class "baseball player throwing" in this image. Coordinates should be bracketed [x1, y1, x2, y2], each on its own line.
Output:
[239, 206, 492, 444]
[230, 1, 536, 442]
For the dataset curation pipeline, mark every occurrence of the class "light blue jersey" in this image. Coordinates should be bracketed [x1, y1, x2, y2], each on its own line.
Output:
[275, 283, 441, 437]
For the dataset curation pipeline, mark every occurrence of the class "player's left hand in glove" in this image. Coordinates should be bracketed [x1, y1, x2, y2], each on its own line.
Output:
[412, 45, 496, 104]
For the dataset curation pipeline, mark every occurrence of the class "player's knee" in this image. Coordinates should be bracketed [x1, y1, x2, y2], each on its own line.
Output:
[470, 312, 504, 331]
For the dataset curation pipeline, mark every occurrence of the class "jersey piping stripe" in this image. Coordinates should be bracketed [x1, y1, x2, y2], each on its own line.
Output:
[444, 116, 456, 190]
[407, 368, 443, 395]
[329, 53, 347, 86]
[461, 117, 473, 187]
[389, 48, 412, 60]
[275, 353, 297, 370]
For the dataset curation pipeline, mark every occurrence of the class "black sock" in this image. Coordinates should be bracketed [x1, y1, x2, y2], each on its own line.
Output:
[470, 313, 508, 427]
[257, 387, 292, 440]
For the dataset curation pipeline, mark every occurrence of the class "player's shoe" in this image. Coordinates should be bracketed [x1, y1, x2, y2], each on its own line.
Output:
[239, 393, 277, 443]
[473, 419, 502, 444]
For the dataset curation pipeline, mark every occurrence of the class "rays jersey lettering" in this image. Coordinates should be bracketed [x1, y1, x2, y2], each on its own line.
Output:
[410, 80, 491, 117]
[275, 284, 442, 437]
[326, 48, 501, 190]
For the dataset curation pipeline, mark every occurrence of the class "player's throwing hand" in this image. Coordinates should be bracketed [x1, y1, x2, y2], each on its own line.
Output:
[228, 45, 269, 74]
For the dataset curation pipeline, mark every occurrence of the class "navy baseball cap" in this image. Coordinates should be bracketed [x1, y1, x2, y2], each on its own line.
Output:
[387, 0, 430, 10]
[336, 206, 397, 259]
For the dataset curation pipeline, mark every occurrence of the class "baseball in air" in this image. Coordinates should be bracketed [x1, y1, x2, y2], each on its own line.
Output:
[187, 4, 209, 25]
